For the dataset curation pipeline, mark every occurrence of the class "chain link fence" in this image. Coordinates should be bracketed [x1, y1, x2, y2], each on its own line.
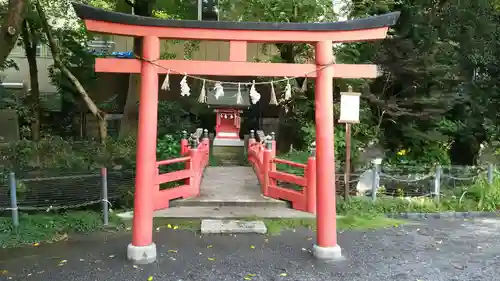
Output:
[0, 168, 136, 227]
[338, 164, 495, 201]
[0, 168, 135, 212]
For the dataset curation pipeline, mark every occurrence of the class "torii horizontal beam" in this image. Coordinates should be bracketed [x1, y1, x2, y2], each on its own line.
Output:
[72, 3, 400, 43]
[95, 58, 381, 78]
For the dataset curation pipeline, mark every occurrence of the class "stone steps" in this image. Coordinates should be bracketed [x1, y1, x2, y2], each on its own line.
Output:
[117, 206, 314, 220]
[153, 206, 315, 219]
[169, 197, 287, 208]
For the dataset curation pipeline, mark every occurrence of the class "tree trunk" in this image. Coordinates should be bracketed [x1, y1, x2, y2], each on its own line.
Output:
[21, 20, 41, 141]
[34, 1, 107, 144]
[119, 73, 140, 138]
[0, 0, 26, 67]
[118, 0, 154, 138]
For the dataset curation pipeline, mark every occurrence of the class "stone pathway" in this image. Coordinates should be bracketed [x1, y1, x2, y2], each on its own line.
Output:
[1, 218, 500, 281]
[171, 166, 285, 207]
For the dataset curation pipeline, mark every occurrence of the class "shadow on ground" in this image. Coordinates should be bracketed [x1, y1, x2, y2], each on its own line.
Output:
[1, 218, 500, 281]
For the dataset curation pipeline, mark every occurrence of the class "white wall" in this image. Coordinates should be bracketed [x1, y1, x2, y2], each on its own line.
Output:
[2, 44, 57, 94]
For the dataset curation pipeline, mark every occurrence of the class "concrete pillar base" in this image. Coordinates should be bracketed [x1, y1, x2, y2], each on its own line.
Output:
[312, 244, 343, 260]
[127, 243, 157, 264]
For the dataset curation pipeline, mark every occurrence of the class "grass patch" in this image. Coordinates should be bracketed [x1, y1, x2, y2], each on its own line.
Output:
[153, 218, 201, 231]
[143, 214, 404, 236]
[117, 217, 202, 232]
[275, 150, 310, 176]
[0, 211, 123, 248]
[263, 215, 404, 235]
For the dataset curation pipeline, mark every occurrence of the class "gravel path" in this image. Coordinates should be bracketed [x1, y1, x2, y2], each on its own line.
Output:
[1, 218, 500, 281]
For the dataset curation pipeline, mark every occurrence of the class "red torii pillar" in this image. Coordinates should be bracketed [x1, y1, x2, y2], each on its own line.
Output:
[132, 36, 159, 255]
[72, 2, 399, 264]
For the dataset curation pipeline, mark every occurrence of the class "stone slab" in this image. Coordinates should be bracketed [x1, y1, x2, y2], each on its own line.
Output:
[201, 219, 267, 234]
[213, 138, 245, 147]
[152, 206, 316, 219]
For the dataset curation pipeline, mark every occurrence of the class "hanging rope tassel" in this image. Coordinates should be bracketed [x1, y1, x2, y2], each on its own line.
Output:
[180, 73, 191, 96]
[284, 78, 292, 100]
[269, 82, 278, 105]
[214, 82, 224, 99]
[236, 83, 243, 104]
[161, 70, 170, 91]
[301, 76, 308, 93]
[249, 80, 261, 104]
[198, 79, 207, 103]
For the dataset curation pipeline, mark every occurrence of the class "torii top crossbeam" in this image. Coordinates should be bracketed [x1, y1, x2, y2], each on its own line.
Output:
[71, 2, 400, 264]
[72, 3, 399, 78]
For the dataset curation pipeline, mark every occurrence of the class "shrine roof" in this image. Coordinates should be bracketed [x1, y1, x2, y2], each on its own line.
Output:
[206, 84, 251, 108]
[72, 3, 400, 32]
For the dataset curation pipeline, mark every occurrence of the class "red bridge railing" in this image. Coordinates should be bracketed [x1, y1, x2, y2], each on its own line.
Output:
[247, 130, 316, 213]
[153, 128, 210, 210]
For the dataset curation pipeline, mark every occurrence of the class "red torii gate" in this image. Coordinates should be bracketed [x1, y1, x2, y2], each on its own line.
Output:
[72, 3, 399, 264]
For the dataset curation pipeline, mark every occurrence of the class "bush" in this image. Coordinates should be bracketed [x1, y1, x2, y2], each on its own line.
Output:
[458, 175, 500, 211]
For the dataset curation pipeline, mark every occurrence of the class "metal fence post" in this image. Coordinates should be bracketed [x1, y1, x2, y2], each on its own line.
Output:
[8, 172, 19, 228]
[101, 167, 109, 226]
[487, 163, 494, 185]
[434, 165, 442, 202]
[371, 161, 380, 202]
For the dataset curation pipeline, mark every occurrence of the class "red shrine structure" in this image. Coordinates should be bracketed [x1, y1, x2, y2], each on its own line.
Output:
[72, 2, 399, 264]
[206, 84, 250, 149]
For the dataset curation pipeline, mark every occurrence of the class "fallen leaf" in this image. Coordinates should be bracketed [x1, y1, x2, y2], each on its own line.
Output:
[168, 250, 178, 253]
[250, 245, 255, 249]
[451, 263, 465, 270]
[244, 278, 252, 280]
[156, 227, 160, 231]
[247, 274, 256, 277]
[207, 245, 213, 248]
[167, 224, 172, 228]
[60, 260, 67, 263]
[79, 259, 84, 262]
[173, 225, 179, 230]
[306, 237, 312, 241]
[109, 255, 115, 258]
[133, 265, 139, 269]
[280, 273, 287, 277]
[33, 242, 40, 247]
[208, 257, 216, 261]
[148, 276, 153, 281]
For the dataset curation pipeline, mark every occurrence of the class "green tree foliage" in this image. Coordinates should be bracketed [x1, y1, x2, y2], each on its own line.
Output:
[339, 0, 500, 165]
